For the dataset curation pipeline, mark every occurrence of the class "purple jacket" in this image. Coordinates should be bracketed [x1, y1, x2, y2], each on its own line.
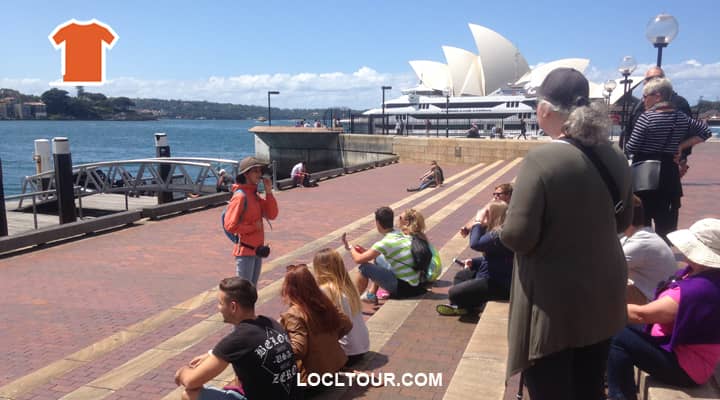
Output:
[652, 266, 720, 352]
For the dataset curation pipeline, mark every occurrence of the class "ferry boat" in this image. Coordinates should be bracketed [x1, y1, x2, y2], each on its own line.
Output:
[360, 23, 617, 136]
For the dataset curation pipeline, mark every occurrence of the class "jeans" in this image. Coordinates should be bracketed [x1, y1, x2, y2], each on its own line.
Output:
[448, 268, 509, 309]
[235, 256, 262, 286]
[607, 327, 695, 400]
[359, 262, 398, 294]
[523, 339, 611, 400]
[197, 386, 247, 400]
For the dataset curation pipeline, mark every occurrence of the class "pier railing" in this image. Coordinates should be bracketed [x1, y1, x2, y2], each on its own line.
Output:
[18, 158, 240, 208]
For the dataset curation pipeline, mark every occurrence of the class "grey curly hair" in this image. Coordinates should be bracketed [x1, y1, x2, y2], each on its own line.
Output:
[538, 99, 611, 146]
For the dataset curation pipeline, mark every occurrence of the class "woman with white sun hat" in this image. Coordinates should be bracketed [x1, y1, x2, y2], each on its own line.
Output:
[607, 218, 720, 399]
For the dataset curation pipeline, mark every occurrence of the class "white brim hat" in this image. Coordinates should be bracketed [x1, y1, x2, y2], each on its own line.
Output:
[667, 218, 720, 269]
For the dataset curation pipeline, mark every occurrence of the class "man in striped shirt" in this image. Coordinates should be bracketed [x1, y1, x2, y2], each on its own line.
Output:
[342, 206, 424, 304]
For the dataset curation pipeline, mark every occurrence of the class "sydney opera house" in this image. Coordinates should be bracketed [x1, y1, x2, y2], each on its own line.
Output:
[362, 23, 620, 136]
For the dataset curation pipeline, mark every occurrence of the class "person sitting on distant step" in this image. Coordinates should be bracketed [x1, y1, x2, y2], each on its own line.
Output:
[466, 123, 480, 138]
[406, 160, 444, 192]
[290, 161, 317, 188]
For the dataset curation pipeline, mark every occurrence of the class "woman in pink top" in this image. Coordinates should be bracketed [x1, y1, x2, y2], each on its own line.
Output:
[607, 218, 720, 399]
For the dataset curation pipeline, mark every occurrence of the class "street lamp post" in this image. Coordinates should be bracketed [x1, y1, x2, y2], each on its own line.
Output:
[604, 79, 618, 139]
[618, 56, 636, 149]
[646, 13, 679, 67]
[444, 88, 450, 138]
[381, 86, 392, 135]
[267, 91, 279, 126]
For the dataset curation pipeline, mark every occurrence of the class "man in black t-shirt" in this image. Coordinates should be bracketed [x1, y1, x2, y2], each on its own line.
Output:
[175, 277, 300, 400]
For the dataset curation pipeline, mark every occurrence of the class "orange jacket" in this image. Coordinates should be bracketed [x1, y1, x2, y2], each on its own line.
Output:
[223, 183, 278, 256]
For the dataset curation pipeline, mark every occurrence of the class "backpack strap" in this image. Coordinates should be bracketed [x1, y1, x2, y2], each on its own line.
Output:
[560, 137, 624, 214]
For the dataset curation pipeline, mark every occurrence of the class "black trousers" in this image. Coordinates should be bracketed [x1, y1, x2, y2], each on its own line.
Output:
[636, 190, 679, 241]
[448, 268, 509, 309]
[523, 339, 611, 400]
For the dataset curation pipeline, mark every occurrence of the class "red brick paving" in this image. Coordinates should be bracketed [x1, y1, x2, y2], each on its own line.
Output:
[3, 142, 719, 400]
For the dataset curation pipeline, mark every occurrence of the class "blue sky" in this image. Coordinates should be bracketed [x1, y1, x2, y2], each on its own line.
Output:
[1, 0, 718, 109]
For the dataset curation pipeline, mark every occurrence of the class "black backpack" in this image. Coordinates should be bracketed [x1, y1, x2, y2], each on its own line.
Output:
[410, 235, 432, 282]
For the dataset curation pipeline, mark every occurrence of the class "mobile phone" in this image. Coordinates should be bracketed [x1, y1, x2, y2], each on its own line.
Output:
[453, 258, 464, 266]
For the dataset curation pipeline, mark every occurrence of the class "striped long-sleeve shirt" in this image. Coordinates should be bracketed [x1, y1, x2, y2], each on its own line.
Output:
[626, 110, 712, 155]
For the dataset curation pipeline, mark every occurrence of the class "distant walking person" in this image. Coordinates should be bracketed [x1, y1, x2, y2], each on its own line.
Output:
[425, 119, 432, 134]
[518, 118, 527, 140]
[224, 157, 279, 286]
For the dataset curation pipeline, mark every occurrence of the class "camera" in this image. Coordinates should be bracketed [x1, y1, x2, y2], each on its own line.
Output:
[256, 245, 271, 258]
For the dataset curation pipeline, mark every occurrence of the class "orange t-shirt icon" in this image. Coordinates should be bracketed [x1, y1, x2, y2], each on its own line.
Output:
[49, 19, 118, 84]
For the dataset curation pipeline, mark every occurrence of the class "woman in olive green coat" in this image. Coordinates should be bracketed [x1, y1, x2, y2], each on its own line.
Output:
[500, 68, 633, 399]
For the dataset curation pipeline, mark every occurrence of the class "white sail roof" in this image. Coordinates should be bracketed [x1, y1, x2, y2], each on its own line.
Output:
[515, 58, 590, 89]
[408, 60, 451, 92]
[442, 46, 484, 96]
[468, 23, 530, 94]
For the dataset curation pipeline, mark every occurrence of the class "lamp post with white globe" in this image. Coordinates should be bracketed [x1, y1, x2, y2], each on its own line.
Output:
[604, 79, 618, 139]
[646, 13, 679, 67]
[618, 56, 637, 146]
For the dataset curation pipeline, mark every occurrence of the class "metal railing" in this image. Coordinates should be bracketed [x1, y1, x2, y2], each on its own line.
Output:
[5, 186, 84, 230]
[18, 158, 241, 208]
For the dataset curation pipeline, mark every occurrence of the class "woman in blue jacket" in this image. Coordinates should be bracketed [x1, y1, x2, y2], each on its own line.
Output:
[436, 199, 514, 316]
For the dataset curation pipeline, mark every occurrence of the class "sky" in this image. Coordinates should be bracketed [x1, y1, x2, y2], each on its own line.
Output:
[1, 0, 719, 110]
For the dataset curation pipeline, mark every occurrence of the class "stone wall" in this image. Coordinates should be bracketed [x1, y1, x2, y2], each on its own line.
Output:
[340, 134, 547, 165]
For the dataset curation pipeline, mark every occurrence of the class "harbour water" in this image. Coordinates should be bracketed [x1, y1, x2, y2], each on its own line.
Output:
[0, 119, 292, 195]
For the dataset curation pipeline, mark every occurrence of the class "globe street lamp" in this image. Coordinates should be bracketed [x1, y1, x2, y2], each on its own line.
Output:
[618, 56, 636, 149]
[646, 13, 679, 67]
[604, 79, 618, 139]
[604, 79, 617, 108]
[381, 86, 392, 135]
[267, 91, 279, 126]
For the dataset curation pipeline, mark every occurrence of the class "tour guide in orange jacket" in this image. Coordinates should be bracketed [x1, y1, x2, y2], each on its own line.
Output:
[224, 157, 279, 286]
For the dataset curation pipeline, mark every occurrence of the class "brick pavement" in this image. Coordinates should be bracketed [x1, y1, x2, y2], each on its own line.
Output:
[1, 142, 718, 400]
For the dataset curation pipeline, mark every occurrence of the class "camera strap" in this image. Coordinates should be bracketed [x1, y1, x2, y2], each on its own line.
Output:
[239, 241, 257, 250]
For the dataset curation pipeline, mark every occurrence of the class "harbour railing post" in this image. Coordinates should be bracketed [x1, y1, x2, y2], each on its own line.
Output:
[154, 133, 173, 204]
[52, 137, 77, 224]
[0, 158, 8, 237]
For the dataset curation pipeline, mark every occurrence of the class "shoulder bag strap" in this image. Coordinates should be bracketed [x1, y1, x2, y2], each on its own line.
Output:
[560, 138, 624, 214]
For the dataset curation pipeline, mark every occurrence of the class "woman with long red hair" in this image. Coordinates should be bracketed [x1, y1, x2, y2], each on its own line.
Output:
[280, 264, 353, 383]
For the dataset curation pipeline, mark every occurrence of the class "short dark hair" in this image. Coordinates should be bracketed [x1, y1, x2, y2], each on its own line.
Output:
[375, 206, 394, 230]
[219, 277, 257, 308]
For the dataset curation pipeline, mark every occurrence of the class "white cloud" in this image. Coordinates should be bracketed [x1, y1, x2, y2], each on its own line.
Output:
[582, 59, 720, 104]
[0, 67, 416, 109]
[5, 60, 716, 109]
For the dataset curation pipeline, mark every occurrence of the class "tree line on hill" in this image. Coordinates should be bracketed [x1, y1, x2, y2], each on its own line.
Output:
[1, 88, 359, 121]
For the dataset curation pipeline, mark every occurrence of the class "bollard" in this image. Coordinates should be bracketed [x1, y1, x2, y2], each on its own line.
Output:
[154, 133, 173, 204]
[34, 139, 52, 190]
[0, 158, 8, 236]
[53, 137, 77, 224]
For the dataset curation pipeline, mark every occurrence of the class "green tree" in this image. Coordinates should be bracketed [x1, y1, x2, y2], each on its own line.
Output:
[110, 97, 135, 112]
[41, 88, 70, 115]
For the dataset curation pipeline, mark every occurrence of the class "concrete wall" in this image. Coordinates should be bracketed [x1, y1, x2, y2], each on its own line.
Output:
[251, 127, 547, 175]
[340, 134, 547, 165]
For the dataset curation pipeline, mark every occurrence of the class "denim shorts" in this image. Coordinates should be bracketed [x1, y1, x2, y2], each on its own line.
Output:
[197, 386, 247, 400]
